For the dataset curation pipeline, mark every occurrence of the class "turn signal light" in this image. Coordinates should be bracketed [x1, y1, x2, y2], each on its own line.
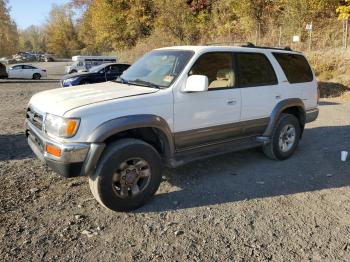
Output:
[46, 144, 61, 157]
[66, 120, 78, 137]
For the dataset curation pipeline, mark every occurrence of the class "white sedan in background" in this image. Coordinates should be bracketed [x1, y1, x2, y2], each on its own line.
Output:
[7, 64, 47, 80]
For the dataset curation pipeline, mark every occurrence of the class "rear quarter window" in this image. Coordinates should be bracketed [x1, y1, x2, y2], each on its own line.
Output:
[273, 53, 313, 83]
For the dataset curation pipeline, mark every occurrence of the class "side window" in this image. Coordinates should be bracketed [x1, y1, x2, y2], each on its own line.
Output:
[23, 65, 35, 69]
[121, 65, 130, 72]
[12, 65, 22, 70]
[273, 53, 313, 83]
[110, 65, 119, 73]
[236, 53, 278, 87]
[189, 52, 236, 90]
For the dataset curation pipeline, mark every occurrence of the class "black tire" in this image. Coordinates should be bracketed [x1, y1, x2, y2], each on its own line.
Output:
[81, 80, 90, 85]
[263, 113, 301, 160]
[32, 73, 41, 80]
[89, 138, 162, 211]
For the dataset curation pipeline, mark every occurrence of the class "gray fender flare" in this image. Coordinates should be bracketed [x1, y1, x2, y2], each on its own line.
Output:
[262, 98, 306, 137]
[87, 114, 175, 156]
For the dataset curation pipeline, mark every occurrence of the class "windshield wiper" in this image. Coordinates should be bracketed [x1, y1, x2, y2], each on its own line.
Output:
[128, 79, 160, 89]
[114, 76, 129, 84]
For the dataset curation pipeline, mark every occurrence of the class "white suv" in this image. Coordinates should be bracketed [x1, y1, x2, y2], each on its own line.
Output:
[25, 45, 319, 211]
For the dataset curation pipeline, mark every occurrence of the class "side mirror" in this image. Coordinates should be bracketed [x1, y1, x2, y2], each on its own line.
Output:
[183, 75, 208, 92]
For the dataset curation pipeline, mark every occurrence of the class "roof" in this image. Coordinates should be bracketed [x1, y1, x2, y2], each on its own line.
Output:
[156, 45, 299, 54]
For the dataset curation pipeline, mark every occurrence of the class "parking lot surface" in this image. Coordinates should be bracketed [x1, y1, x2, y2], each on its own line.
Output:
[0, 62, 350, 261]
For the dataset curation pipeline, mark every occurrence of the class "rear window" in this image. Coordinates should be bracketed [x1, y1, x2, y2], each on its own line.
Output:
[273, 53, 313, 83]
[236, 53, 277, 87]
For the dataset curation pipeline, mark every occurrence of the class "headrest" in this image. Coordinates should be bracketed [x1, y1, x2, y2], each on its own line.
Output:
[217, 69, 231, 80]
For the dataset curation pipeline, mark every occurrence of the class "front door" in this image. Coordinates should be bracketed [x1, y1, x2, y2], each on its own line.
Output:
[174, 52, 242, 150]
[10, 65, 23, 78]
[105, 65, 119, 81]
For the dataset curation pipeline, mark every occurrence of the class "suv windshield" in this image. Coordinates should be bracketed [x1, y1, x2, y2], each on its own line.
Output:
[119, 50, 194, 88]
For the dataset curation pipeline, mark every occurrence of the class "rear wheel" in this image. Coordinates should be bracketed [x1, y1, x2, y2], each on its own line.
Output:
[263, 114, 301, 160]
[89, 138, 162, 211]
[32, 73, 41, 80]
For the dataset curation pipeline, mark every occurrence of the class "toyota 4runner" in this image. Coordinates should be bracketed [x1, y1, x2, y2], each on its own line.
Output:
[26, 45, 319, 211]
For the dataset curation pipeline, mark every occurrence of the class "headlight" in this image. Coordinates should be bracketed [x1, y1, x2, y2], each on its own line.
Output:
[63, 77, 79, 86]
[44, 114, 80, 138]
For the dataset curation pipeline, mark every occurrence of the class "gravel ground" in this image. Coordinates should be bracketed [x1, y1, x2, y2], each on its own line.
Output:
[0, 62, 350, 261]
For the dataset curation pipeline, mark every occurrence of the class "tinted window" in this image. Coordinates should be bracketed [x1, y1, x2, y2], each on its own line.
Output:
[12, 65, 23, 70]
[237, 53, 277, 87]
[23, 65, 35, 69]
[273, 53, 313, 83]
[121, 64, 130, 71]
[110, 65, 119, 73]
[190, 52, 236, 90]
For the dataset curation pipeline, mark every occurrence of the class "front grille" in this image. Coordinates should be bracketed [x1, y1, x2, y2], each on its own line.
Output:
[27, 129, 44, 152]
[26, 107, 44, 130]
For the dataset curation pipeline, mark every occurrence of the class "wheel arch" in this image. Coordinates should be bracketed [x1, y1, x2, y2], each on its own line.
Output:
[87, 115, 174, 158]
[33, 73, 41, 79]
[263, 98, 306, 137]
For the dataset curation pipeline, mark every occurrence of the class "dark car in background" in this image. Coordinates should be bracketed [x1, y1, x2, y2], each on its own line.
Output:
[0, 62, 8, 78]
[61, 63, 130, 87]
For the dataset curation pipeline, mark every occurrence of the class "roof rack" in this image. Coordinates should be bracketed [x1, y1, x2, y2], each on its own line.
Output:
[241, 43, 293, 51]
[205, 41, 293, 51]
[206, 41, 250, 46]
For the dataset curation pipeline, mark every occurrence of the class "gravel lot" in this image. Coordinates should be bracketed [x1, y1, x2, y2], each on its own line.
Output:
[0, 62, 350, 261]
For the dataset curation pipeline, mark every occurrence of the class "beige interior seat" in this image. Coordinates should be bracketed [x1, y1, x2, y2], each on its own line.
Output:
[209, 69, 235, 89]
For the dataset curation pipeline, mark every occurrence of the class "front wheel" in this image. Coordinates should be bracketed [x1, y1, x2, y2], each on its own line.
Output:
[89, 138, 162, 211]
[80, 80, 90, 85]
[263, 114, 301, 160]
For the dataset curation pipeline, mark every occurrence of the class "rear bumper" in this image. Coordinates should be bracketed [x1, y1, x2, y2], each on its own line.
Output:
[26, 121, 104, 178]
[305, 108, 319, 123]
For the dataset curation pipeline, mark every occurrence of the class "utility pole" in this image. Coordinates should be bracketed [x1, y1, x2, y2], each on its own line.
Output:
[345, 18, 349, 49]
[309, 28, 312, 51]
[255, 23, 261, 46]
[306, 22, 313, 51]
[278, 26, 282, 47]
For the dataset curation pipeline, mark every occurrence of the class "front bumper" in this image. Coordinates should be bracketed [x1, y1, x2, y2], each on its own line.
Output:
[26, 121, 104, 178]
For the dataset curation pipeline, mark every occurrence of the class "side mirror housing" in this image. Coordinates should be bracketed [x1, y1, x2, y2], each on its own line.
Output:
[183, 75, 208, 92]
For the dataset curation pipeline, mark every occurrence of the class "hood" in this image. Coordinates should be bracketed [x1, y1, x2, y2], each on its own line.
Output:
[29, 82, 158, 116]
[62, 71, 95, 80]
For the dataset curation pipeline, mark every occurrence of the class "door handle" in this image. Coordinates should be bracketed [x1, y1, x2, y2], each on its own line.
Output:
[227, 100, 237, 105]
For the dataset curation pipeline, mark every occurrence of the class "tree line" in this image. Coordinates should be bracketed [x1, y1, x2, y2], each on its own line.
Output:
[1, 0, 350, 58]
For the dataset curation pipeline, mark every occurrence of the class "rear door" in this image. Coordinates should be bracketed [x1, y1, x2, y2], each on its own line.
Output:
[9, 65, 23, 78]
[23, 65, 36, 79]
[237, 52, 280, 126]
